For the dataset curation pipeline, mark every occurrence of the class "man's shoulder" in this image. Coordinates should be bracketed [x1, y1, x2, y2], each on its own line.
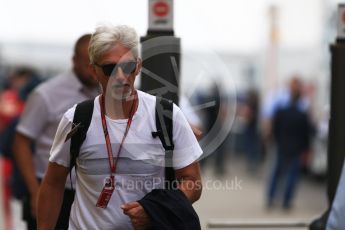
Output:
[137, 91, 182, 118]
[63, 104, 78, 123]
[137, 90, 157, 108]
[138, 90, 156, 101]
[35, 72, 73, 94]
[138, 91, 179, 107]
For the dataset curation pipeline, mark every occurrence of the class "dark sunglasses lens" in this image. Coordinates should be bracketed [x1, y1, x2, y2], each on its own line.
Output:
[100, 62, 137, 76]
[102, 64, 116, 76]
[120, 62, 137, 74]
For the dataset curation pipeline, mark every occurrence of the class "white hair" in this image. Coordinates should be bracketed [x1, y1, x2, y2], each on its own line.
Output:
[89, 24, 139, 64]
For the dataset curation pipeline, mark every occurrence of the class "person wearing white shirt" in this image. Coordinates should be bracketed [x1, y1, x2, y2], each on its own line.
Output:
[37, 24, 202, 230]
[13, 34, 99, 230]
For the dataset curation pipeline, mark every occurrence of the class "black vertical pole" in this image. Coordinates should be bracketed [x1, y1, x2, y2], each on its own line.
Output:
[309, 34, 345, 230]
[140, 0, 180, 105]
[327, 40, 345, 204]
[140, 34, 180, 104]
[309, 5, 345, 230]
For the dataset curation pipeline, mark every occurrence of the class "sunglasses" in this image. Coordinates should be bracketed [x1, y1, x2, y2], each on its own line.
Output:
[95, 61, 137, 77]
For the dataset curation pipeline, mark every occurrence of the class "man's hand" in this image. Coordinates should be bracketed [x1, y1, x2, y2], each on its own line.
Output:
[13, 133, 40, 218]
[121, 202, 151, 230]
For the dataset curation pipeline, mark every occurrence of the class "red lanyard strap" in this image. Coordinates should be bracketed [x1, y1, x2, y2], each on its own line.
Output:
[99, 92, 137, 176]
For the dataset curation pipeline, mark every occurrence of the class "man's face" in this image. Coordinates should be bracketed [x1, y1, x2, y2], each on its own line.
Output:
[92, 44, 141, 100]
[73, 40, 98, 88]
[290, 78, 302, 101]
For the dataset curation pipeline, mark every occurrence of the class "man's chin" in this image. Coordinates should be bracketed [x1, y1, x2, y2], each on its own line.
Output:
[110, 89, 132, 100]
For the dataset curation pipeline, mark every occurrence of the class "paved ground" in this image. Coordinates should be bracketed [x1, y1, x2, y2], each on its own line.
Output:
[194, 155, 328, 230]
[6, 155, 327, 230]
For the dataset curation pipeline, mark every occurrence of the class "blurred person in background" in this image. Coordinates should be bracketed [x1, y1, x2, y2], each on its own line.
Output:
[179, 95, 203, 140]
[240, 89, 262, 174]
[0, 67, 34, 132]
[261, 75, 310, 145]
[266, 77, 314, 210]
[0, 67, 40, 230]
[13, 34, 99, 230]
[199, 83, 228, 176]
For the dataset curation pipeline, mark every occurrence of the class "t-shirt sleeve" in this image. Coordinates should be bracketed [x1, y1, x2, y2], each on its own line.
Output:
[49, 106, 76, 168]
[172, 105, 203, 170]
[16, 91, 49, 139]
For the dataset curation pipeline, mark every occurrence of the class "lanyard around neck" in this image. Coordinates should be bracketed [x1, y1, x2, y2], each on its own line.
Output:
[99, 92, 138, 176]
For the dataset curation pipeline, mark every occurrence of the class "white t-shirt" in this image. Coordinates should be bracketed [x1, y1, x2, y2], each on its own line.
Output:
[49, 90, 203, 230]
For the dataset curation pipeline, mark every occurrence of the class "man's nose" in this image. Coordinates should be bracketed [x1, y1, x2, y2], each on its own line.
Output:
[114, 67, 127, 81]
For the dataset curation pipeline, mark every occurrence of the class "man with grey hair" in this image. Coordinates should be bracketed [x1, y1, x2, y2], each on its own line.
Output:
[37, 25, 202, 229]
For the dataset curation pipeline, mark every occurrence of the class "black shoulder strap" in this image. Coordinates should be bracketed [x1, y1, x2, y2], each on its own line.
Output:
[69, 99, 94, 174]
[152, 96, 175, 187]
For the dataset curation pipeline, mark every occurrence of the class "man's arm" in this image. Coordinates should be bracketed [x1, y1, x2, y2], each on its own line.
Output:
[37, 162, 69, 230]
[13, 91, 50, 217]
[190, 125, 203, 140]
[13, 132, 40, 217]
[122, 162, 202, 228]
[175, 161, 202, 203]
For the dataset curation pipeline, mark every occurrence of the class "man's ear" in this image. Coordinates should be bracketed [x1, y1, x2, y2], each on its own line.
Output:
[88, 63, 98, 82]
[72, 55, 76, 66]
[135, 58, 142, 76]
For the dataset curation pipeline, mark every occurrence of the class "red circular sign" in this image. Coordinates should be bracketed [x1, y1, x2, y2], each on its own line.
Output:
[153, 1, 169, 17]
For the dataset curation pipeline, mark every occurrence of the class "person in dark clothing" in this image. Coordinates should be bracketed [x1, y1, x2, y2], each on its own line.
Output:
[242, 89, 262, 173]
[267, 78, 313, 209]
[200, 83, 227, 176]
[0, 72, 41, 230]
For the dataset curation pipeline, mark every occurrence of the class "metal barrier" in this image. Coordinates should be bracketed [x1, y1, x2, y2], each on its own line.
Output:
[208, 219, 310, 228]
